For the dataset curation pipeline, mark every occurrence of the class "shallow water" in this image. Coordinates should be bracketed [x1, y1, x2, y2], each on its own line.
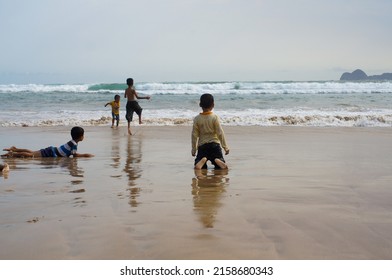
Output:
[1, 126, 392, 259]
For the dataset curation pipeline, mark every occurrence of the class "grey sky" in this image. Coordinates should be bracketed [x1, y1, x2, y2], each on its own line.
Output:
[1, 0, 391, 83]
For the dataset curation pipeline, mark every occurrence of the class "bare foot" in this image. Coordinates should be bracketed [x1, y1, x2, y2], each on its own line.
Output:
[214, 158, 228, 169]
[194, 168, 204, 178]
[195, 157, 207, 170]
[3, 146, 16, 152]
[128, 129, 132, 135]
[1, 152, 12, 158]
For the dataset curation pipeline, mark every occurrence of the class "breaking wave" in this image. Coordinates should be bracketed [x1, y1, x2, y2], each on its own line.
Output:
[1, 81, 392, 95]
[1, 81, 392, 127]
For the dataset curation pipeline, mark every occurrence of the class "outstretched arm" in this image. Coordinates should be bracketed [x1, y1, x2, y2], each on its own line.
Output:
[74, 153, 94, 158]
[134, 90, 151, 100]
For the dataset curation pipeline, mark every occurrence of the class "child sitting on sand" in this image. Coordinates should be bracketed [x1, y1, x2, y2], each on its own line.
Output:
[105, 94, 121, 128]
[2, 126, 94, 158]
[191, 93, 229, 169]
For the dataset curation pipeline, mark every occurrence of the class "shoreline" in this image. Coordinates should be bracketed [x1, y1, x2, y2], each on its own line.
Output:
[1, 125, 392, 259]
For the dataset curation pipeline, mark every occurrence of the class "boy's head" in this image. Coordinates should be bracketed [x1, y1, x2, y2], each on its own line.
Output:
[71, 126, 84, 141]
[126, 78, 134, 86]
[114, 94, 120, 101]
[199, 93, 214, 109]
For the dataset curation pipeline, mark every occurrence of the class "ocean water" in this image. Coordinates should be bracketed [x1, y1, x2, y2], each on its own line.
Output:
[1, 81, 392, 127]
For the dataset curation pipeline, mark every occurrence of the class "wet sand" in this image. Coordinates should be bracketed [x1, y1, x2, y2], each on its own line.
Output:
[1, 125, 392, 259]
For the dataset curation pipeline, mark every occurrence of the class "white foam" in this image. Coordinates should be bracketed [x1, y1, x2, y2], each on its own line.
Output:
[2, 81, 392, 95]
[0, 84, 90, 93]
[1, 107, 391, 127]
[1, 81, 392, 127]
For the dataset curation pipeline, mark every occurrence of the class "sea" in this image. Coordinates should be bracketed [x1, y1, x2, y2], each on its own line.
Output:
[1, 81, 392, 127]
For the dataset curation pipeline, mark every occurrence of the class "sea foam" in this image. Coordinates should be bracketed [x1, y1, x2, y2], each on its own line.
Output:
[1, 81, 392, 127]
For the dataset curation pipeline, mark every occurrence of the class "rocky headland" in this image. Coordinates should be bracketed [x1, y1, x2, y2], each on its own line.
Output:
[340, 69, 392, 81]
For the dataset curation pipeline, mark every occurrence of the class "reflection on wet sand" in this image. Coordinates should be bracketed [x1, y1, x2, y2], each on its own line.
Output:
[45, 158, 87, 207]
[41, 157, 84, 178]
[192, 169, 229, 228]
[2, 157, 84, 180]
[110, 129, 121, 169]
[123, 136, 142, 207]
[2, 157, 86, 207]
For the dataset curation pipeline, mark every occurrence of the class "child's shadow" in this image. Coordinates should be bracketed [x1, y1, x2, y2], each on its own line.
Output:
[191, 169, 229, 228]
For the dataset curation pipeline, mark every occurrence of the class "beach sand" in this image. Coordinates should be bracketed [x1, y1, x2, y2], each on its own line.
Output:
[1, 125, 392, 260]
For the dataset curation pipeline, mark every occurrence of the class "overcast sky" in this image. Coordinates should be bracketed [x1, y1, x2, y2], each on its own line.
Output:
[1, 0, 391, 83]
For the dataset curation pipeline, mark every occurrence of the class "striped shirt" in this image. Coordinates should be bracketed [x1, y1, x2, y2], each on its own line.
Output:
[57, 140, 78, 157]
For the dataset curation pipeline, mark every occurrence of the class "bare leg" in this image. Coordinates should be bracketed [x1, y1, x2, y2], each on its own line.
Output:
[1, 152, 11, 158]
[2, 151, 34, 157]
[1, 148, 41, 158]
[16, 151, 35, 157]
[3, 147, 33, 153]
[195, 157, 207, 170]
[214, 158, 228, 169]
[127, 122, 132, 135]
[139, 114, 143, 124]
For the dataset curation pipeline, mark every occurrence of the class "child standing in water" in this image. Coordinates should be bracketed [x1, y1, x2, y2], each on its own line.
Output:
[191, 93, 229, 169]
[105, 94, 121, 128]
[124, 78, 151, 135]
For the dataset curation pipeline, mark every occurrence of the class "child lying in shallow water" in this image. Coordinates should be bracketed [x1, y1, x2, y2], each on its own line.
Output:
[1, 126, 94, 158]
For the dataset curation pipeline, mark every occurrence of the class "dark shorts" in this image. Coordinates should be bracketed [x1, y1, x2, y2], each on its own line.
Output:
[40, 146, 60, 157]
[194, 142, 225, 169]
[126, 101, 142, 122]
[112, 112, 120, 121]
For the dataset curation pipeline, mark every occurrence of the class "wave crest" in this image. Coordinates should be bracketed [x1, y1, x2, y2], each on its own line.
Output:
[1, 114, 391, 127]
[2, 81, 392, 95]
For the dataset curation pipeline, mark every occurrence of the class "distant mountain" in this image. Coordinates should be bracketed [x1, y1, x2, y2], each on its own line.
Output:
[340, 69, 392, 81]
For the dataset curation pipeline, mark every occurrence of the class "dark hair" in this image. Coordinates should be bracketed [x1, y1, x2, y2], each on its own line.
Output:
[71, 126, 84, 141]
[114, 94, 120, 100]
[199, 93, 214, 109]
[126, 78, 134, 86]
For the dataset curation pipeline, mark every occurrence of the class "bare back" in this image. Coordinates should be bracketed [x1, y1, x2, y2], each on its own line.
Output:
[124, 87, 137, 101]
